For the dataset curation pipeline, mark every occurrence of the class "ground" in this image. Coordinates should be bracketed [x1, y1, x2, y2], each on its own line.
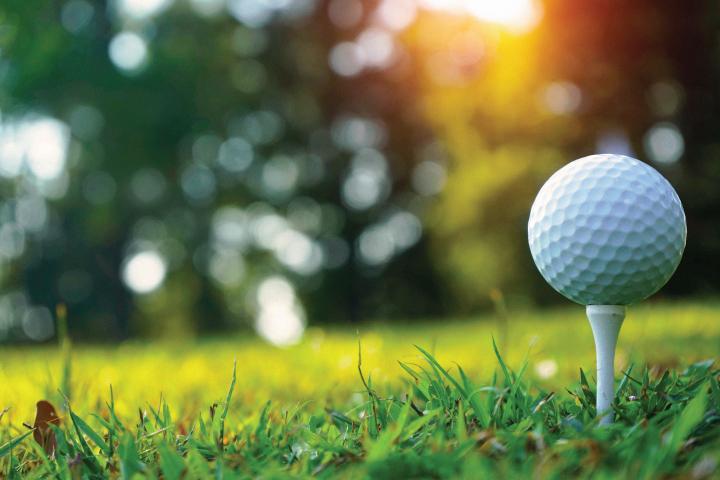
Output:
[0, 301, 719, 477]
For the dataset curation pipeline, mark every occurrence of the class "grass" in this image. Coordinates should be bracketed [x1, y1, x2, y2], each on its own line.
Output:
[0, 300, 719, 478]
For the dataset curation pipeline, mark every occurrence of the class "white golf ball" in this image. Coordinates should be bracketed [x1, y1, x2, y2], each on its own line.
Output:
[528, 154, 686, 305]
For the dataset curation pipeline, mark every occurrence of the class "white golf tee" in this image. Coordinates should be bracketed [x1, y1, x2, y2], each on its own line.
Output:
[586, 305, 625, 425]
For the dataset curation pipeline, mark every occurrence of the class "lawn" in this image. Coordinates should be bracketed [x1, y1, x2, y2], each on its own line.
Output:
[0, 300, 719, 477]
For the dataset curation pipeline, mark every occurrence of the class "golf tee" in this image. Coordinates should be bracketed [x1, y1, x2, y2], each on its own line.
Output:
[586, 305, 626, 425]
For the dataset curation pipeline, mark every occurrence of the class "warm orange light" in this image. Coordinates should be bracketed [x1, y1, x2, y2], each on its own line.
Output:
[424, 0, 542, 31]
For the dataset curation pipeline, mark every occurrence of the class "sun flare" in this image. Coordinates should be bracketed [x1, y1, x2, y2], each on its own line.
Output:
[422, 0, 542, 31]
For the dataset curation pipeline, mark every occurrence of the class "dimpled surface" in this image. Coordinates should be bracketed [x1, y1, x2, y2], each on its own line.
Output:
[528, 154, 686, 305]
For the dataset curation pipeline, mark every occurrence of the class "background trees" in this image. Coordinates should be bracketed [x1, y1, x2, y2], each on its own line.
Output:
[0, 0, 716, 342]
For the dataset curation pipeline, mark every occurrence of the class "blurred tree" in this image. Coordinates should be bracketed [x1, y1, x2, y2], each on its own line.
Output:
[0, 0, 718, 343]
[0, 0, 442, 342]
[406, 0, 718, 309]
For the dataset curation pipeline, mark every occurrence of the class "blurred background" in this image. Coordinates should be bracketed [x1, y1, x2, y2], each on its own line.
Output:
[0, 0, 717, 345]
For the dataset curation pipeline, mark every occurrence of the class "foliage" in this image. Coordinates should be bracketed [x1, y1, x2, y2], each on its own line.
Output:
[0, 0, 438, 342]
[2, 0, 719, 341]
[404, 2, 714, 308]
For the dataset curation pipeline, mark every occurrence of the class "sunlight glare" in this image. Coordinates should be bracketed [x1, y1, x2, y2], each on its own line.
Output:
[421, 0, 541, 31]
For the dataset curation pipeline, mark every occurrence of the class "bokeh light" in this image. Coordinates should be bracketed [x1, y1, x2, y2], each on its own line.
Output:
[21, 307, 55, 341]
[541, 81, 582, 115]
[644, 122, 684, 164]
[357, 210, 422, 267]
[212, 207, 251, 250]
[255, 276, 305, 346]
[122, 250, 168, 294]
[208, 249, 246, 287]
[1, 0, 715, 346]
[115, 0, 173, 21]
[342, 149, 390, 210]
[412, 160, 447, 196]
[61, 0, 95, 33]
[108, 31, 149, 73]
[0, 223, 25, 260]
[329, 42, 366, 77]
[0, 115, 70, 182]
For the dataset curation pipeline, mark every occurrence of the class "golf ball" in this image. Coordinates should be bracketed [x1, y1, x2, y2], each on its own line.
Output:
[528, 154, 686, 305]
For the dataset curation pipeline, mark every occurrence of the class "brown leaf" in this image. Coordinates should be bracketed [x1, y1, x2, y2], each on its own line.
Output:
[33, 400, 61, 456]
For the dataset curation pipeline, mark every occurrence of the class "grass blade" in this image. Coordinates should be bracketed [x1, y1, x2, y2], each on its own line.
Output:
[218, 359, 237, 452]
[0, 431, 32, 458]
[70, 411, 110, 456]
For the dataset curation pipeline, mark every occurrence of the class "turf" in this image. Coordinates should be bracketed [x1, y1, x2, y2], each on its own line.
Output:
[0, 301, 719, 478]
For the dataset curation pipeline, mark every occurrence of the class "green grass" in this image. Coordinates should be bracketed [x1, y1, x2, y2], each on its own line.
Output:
[1, 301, 719, 478]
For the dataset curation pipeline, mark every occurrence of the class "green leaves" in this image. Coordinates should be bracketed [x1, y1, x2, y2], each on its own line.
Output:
[118, 433, 144, 478]
[366, 395, 412, 462]
[70, 411, 110, 457]
[413, 344, 491, 427]
[668, 381, 708, 453]
[216, 360, 237, 453]
[157, 443, 185, 480]
[0, 431, 33, 458]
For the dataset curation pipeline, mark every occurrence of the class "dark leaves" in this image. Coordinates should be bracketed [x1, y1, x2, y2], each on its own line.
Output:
[32, 400, 61, 456]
